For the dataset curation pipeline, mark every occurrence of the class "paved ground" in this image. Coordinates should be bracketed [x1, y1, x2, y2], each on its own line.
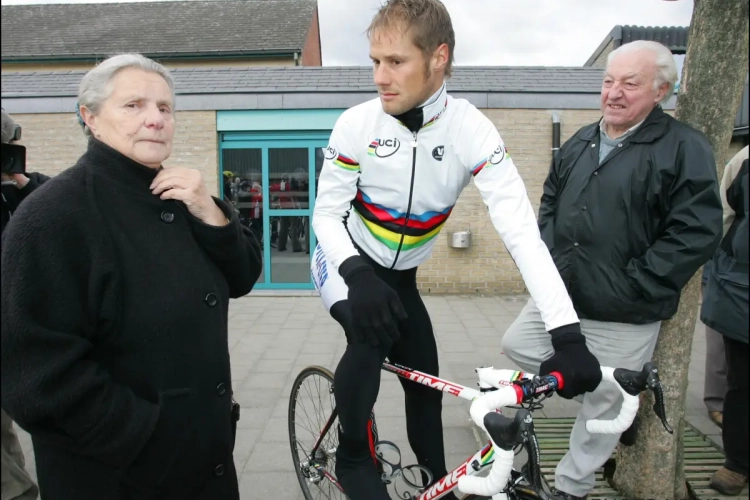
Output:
[11, 294, 722, 499]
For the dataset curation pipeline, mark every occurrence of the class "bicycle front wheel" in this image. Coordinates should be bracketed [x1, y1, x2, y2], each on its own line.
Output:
[288, 365, 347, 500]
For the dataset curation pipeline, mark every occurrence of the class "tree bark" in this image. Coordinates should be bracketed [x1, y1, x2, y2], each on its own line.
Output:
[612, 1, 749, 498]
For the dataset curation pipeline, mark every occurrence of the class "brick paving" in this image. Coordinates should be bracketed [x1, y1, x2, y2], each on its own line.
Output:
[11, 294, 721, 499]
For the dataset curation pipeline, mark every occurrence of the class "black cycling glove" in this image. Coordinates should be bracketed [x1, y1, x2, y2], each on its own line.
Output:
[339, 256, 408, 348]
[539, 324, 601, 400]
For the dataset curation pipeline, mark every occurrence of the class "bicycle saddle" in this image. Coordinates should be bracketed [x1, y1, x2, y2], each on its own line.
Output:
[483, 409, 531, 451]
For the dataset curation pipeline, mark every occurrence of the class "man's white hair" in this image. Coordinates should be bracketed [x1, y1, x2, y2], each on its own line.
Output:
[606, 40, 678, 106]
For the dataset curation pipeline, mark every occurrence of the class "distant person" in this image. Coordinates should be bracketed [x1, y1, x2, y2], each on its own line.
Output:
[702, 146, 749, 432]
[1, 109, 42, 500]
[702, 145, 749, 496]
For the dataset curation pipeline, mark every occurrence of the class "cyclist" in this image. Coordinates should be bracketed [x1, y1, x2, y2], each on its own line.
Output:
[311, 1, 599, 498]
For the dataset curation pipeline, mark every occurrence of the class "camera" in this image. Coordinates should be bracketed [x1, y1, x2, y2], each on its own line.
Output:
[1, 143, 27, 175]
[2, 113, 26, 175]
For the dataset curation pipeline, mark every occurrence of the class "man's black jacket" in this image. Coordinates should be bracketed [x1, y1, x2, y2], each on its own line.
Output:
[539, 106, 723, 324]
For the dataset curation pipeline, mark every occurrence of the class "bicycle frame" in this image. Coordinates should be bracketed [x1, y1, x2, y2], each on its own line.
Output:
[306, 362, 542, 500]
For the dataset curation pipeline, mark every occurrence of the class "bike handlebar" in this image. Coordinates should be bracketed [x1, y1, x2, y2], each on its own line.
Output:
[458, 363, 671, 497]
[585, 367, 638, 434]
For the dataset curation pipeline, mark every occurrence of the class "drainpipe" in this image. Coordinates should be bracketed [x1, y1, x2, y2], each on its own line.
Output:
[294, 51, 300, 66]
[551, 112, 561, 159]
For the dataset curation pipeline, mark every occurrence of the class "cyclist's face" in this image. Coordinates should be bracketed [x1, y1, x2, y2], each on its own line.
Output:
[370, 26, 445, 115]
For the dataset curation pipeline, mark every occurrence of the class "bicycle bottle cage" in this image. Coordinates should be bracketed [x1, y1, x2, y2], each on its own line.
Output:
[374, 440, 402, 482]
[399, 464, 433, 492]
[374, 440, 434, 498]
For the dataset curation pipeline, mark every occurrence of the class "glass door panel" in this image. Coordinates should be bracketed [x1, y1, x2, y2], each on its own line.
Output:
[221, 148, 265, 284]
[268, 147, 311, 285]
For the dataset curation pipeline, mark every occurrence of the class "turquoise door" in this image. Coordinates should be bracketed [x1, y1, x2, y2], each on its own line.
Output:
[220, 132, 329, 290]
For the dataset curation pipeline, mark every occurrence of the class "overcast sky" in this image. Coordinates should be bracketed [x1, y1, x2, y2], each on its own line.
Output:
[0, 0, 695, 67]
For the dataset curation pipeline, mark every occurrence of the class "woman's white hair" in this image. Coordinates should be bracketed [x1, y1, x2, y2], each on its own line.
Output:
[607, 40, 678, 106]
[77, 53, 175, 137]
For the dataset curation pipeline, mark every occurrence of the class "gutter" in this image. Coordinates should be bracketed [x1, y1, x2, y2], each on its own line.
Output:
[2, 49, 302, 64]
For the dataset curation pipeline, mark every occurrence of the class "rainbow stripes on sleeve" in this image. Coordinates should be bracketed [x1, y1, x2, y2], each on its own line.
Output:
[471, 158, 489, 176]
[352, 189, 453, 251]
[333, 153, 360, 172]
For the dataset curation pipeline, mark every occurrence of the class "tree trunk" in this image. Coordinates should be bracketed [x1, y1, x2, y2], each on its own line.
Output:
[612, 1, 749, 498]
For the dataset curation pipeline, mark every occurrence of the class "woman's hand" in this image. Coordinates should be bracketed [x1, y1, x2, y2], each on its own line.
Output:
[150, 168, 227, 226]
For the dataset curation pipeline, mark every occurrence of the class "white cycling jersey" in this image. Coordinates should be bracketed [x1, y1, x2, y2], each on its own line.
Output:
[311, 82, 579, 331]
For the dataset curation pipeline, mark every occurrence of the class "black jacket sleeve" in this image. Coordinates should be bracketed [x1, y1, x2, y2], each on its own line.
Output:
[13, 172, 51, 204]
[0, 186, 161, 472]
[185, 196, 262, 297]
[624, 134, 723, 300]
[538, 154, 560, 252]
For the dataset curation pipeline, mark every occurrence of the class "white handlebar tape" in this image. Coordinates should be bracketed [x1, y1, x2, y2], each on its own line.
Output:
[457, 448, 514, 496]
[462, 366, 641, 497]
[585, 367, 639, 434]
[468, 387, 518, 431]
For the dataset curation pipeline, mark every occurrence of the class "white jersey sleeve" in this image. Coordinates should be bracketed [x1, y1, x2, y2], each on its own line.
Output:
[456, 109, 579, 331]
[312, 113, 361, 269]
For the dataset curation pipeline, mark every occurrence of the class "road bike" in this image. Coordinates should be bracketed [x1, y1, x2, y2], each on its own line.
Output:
[288, 362, 672, 500]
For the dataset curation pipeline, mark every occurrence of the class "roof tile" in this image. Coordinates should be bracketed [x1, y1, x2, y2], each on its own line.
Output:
[1, 66, 606, 97]
[1, 0, 315, 59]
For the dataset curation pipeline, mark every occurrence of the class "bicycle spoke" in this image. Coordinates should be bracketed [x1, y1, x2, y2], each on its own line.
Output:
[316, 375, 325, 435]
[291, 369, 344, 500]
[293, 398, 320, 439]
[297, 382, 326, 441]
[298, 384, 320, 440]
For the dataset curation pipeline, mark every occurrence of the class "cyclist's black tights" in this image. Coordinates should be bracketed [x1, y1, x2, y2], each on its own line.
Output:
[329, 259, 448, 484]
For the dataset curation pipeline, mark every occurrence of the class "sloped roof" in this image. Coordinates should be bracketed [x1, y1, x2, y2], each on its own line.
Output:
[619, 25, 689, 52]
[1, 0, 316, 61]
[584, 25, 689, 67]
[0, 66, 608, 97]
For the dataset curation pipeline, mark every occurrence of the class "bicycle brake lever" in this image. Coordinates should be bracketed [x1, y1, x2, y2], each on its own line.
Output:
[645, 366, 673, 434]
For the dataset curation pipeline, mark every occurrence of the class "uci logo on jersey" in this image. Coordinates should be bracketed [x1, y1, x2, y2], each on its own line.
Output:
[368, 138, 401, 158]
[324, 146, 337, 160]
[489, 145, 506, 165]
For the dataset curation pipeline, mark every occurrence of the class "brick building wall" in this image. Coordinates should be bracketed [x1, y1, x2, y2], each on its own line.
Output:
[13, 108, 740, 295]
[300, 5, 322, 66]
[417, 109, 602, 294]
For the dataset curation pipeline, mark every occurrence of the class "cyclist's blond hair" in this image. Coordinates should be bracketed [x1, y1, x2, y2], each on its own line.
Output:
[367, 0, 455, 77]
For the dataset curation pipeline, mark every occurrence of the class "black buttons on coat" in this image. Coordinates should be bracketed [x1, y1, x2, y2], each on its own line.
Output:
[160, 211, 174, 223]
[205, 293, 218, 307]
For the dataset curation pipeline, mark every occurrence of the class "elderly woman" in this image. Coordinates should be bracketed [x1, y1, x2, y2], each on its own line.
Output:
[0, 54, 261, 499]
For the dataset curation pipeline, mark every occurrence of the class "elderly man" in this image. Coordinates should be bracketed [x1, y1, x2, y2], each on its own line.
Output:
[502, 40, 723, 500]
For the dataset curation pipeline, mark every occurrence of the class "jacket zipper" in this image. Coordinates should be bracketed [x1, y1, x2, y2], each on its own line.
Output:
[390, 131, 418, 269]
